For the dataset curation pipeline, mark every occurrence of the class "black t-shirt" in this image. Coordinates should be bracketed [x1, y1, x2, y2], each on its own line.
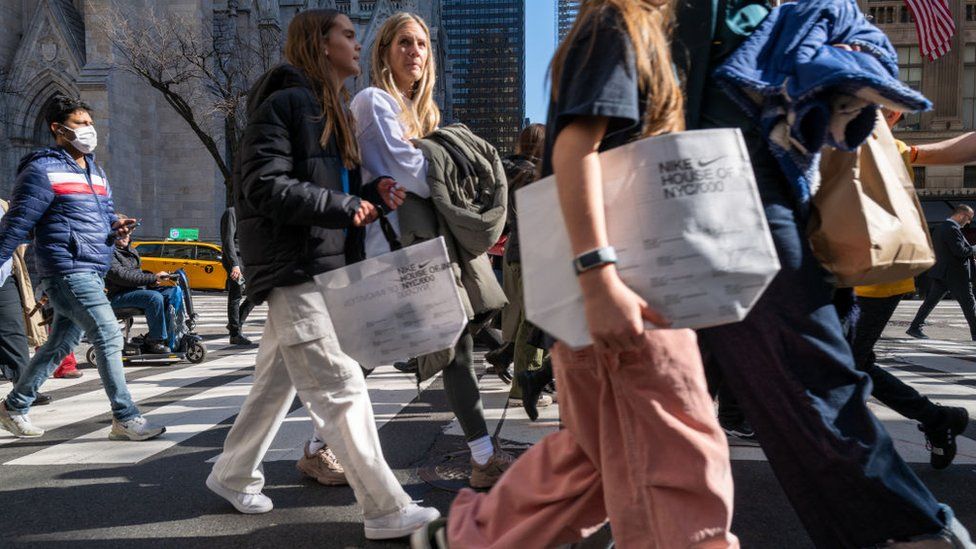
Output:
[541, 6, 645, 179]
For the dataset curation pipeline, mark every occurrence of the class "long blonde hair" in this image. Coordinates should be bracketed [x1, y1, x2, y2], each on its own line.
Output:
[551, 0, 684, 137]
[284, 9, 360, 168]
[370, 12, 441, 139]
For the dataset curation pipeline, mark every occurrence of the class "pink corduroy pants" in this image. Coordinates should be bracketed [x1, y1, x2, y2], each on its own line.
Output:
[449, 329, 739, 549]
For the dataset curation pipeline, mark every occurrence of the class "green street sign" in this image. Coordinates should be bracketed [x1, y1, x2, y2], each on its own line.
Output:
[168, 227, 199, 241]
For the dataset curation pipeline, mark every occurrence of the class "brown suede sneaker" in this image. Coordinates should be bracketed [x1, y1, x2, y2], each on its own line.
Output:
[296, 443, 348, 486]
[469, 447, 516, 489]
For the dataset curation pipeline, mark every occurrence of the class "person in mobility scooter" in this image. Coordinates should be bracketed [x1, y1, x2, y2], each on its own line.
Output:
[99, 229, 205, 365]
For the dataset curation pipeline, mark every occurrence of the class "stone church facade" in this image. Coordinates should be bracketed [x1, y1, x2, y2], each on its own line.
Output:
[0, 0, 446, 242]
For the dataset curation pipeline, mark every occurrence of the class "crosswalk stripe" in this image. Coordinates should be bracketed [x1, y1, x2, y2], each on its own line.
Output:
[7, 376, 255, 465]
[726, 363, 976, 464]
[0, 349, 259, 446]
[5, 295, 976, 468]
[7, 361, 434, 465]
[884, 351, 976, 376]
[208, 366, 440, 464]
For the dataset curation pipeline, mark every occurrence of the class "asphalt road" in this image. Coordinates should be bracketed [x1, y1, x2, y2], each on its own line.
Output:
[0, 294, 974, 548]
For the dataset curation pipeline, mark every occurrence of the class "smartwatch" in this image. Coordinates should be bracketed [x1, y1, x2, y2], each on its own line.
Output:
[573, 246, 618, 275]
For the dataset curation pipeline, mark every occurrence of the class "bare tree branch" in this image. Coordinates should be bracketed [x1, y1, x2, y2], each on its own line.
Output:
[95, 2, 280, 195]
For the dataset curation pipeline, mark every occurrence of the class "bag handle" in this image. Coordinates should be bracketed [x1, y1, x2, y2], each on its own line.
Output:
[378, 212, 403, 251]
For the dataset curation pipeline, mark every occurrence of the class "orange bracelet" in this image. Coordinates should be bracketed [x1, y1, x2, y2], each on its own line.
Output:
[910, 145, 919, 163]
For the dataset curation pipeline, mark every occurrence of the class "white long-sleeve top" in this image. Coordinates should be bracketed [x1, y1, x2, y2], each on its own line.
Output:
[350, 87, 430, 258]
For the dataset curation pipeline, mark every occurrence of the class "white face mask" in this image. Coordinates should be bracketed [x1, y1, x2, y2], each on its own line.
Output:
[61, 124, 97, 154]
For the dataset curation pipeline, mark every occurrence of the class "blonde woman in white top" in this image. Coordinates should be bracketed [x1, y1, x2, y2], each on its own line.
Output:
[351, 12, 513, 488]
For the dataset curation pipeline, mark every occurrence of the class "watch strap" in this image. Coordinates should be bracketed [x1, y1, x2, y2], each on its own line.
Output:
[573, 246, 618, 275]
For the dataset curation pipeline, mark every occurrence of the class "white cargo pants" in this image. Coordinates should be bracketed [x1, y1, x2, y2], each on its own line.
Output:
[210, 280, 412, 518]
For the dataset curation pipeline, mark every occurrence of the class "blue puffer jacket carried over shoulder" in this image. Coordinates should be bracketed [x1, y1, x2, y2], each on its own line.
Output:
[714, 0, 931, 207]
[0, 147, 119, 278]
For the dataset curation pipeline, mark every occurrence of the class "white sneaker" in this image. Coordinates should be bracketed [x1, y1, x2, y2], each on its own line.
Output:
[109, 416, 165, 441]
[206, 473, 273, 514]
[364, 502, 441, 540]
[0, 401, 44, 438]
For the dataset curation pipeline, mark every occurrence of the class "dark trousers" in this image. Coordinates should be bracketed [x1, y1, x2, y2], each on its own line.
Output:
[0, 279, 29, 382]
[910, 277, 976, 338]
[700, 340, 744, 426]
[698, 156, 944, 547]
[442, 331, 489, 442]
[226, 278, 254, 336]
[852, 295, 941, 426]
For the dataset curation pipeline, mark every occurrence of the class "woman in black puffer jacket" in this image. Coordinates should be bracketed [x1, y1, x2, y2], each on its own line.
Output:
[206, 9, 440, 539]
[233, 59, 363, 303]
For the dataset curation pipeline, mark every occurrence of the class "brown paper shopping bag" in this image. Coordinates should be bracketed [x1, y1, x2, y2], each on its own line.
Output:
[808, 111, 934, 287]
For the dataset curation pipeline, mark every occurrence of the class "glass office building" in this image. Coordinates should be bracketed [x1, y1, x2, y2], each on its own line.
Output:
[443, 0, 525, 154]
[556, 0, 580, 44]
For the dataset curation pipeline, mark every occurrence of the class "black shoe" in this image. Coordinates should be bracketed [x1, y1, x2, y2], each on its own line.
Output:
[410, 517, 448, 549]
[921, 406, 970, 470]
[484, 342, 514, 370]
[473, 326, 505, 350]
[34, 393, 53, 406]
[229, 334, 252, 346]
[394, 358, 419, 374]
[720, 418, 756, 440]
[517, 359, 555, 422]
[143, 341, 171, 354]
[906, 326, 929, 339]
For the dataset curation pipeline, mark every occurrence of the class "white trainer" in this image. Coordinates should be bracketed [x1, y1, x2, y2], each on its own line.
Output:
[0, 401, 44, 438]
[109, 416, 166, 441]
[364, 503, 442, 540]
[206, 473, 274, 514]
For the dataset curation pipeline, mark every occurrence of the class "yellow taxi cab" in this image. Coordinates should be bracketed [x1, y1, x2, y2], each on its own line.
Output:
[132, 241, 228, 291]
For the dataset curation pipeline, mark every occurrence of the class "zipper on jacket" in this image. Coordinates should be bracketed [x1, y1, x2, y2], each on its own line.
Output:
[66, 152, 109, 227]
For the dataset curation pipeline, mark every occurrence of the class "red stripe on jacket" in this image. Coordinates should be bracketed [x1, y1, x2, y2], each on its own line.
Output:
[51, 182, 108, 196]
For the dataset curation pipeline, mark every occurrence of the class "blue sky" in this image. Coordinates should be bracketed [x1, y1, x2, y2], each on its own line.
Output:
[524, 0, 556, 124]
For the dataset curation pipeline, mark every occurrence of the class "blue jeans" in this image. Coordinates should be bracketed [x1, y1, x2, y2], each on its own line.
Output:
[698, 140, 946, 547]
[110, 287, 178, 342]
[4, 272, 140, 421]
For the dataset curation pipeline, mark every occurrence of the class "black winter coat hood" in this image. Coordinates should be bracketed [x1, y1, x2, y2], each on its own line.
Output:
[234, 64, 364, 303]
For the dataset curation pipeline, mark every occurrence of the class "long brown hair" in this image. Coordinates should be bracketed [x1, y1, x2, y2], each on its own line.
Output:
[550, 0, 684, 137]
[515, 123, 545, 159]
[370, 12, 441, 139]
[284, 9, 360, 168]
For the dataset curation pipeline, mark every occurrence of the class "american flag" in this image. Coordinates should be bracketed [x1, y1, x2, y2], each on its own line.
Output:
[903, 0, 956, 61]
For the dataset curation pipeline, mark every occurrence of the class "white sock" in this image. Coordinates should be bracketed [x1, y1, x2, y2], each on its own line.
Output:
[308, 434, 326, 454]
[468, 435, 494, 465]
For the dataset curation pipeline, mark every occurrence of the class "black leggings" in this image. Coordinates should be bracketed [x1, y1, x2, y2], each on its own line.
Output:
[442, 332, 489, 441]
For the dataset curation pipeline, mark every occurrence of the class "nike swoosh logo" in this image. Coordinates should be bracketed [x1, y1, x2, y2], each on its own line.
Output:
[697, 156, 725, 167]
[417, 261, 432, 270]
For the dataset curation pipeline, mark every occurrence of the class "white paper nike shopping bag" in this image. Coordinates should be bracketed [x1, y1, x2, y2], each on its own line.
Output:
[517, 128, 780, 348]
[313, 237, 467, 367]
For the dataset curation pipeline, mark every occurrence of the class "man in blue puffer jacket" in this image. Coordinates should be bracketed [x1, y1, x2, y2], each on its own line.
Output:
[0, 95, 165, 441]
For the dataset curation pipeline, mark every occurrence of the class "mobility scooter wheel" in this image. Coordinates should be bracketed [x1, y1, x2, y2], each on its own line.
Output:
[186, 341, 207, 364]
